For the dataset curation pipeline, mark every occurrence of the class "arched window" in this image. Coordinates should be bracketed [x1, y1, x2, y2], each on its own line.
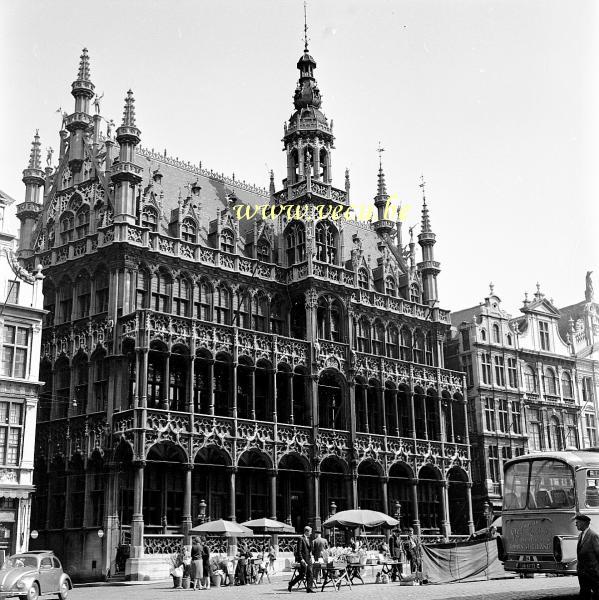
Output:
[214, 285, 231, 325]
[358, 269, 369, 290]
[523, 364, 537, 393]
[400, 328, 412, 361]
[385, 276, 396, 297]
[169, 347, 188, 411]
[270, 296, 286, 335]
[92, 350, 108, 412]
[506, 333, 513, 346]
[173, 277, 190, 316]
[492, 324, 500, 343]
[76, 206, 90, 239]
[480, 329, 487, 342]
[318, 371, 346, 430]
[549, 416, 563, 451]
[562, 372, 573, 399]
[386, 325, 399, 358]
[220, 229, 234, 253]
[76, 273, 91, 319]
[181, 218, 197, 243]
[136, 269, 149, 309]
[257, 239, 271, 262]
[141, 206, 158, 232]
[356, 317, 371, 353]
[410, 283, 420, 303]
[147, 343, 165, 408]
[94, 269, 109, 313]
[285, 223, 306, 265]
[55, 358, 70, 419]
[196, 281, 212, 321]
[315, 221, 338, 264]
[73, 356, 88, 414]
[543, 367, 558, 396]
[317, 297, 344, 342]
[372, 321, 385, 355]
[60, 212, 75, 244]
[151, 270, 171, 313]
[425, 331, 434, 366]
[235, 291, 251, 329]
[252, 294, 268, 332]
[413, 331, 425, 364]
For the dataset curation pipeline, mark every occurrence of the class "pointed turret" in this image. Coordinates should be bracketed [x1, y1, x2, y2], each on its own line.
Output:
[372, 146, 395, 235]
[66, 48, 95, 174]
[17, 132, 44, 257]
[111, 90, 143, 224]
[417, 175, 440, 305]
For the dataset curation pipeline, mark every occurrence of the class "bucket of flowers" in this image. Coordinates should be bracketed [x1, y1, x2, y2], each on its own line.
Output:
[169, 550, 184, 588]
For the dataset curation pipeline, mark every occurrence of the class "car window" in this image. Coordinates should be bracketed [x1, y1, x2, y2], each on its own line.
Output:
[1, 556, 37, 569]
[40, 557, 52, 568]
[52, 557, 61, 569]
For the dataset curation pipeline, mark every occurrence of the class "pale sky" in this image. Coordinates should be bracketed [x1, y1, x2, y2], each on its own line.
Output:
[1, 0, 597, 315]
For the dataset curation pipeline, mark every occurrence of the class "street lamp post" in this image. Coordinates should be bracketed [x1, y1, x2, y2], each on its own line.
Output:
[393, 500, 402, 531]
[198, 499, 207, 525]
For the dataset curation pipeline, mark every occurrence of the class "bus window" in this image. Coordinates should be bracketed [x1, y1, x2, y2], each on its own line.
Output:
[586, 470, 599, 507]
[503, 462, 529, 509]
[529, 459, 575, 510]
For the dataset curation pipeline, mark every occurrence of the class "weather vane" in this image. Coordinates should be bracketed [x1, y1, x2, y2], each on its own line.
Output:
[419, 173, 426, 203]
[304, 0, 310, 51]
[377, 141, 385, 169]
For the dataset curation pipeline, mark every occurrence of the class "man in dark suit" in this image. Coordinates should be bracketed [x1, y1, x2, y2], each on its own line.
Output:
[576, 513, 599, 599]
[288, 526, 315, 593]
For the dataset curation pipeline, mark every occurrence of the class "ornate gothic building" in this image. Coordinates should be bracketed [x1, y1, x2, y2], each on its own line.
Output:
[18, 41, 471, 580]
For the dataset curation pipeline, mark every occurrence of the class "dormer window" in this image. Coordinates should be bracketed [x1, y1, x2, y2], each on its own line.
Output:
[220, 229, 234, 253]
[385, 276, 396, 297]
[76, 206, 90, 239]
[141, 207, 158, 232]
[539, 321, 550, 351]
[60, 212, 74, 245]
[181, 218, 197, 243]
[358, 269, 369, 290]
[257, 239, 271, 263]
[315, 221, 338, 264]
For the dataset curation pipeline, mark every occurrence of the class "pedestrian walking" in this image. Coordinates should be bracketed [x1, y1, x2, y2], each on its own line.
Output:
[311, 531, 328, 561]
[576, 513, 599, 600]
[191, 536, 204, 590]
[288, 526, 315, 593]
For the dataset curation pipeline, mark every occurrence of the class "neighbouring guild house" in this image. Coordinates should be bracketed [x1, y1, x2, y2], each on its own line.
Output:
[446, 279, 599, 526]
[18, 38, 473, 581]
[0, 188, 44, 560]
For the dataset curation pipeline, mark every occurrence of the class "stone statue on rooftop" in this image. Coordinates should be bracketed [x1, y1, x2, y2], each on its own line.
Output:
[586, 271, 594, 302]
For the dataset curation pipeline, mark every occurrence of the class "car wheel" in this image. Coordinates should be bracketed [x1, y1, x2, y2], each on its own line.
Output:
[57, 580, 69, 599]
[27, 582, 39, 600]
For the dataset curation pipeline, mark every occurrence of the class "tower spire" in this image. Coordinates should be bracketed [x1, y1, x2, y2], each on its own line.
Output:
[122, 90, 137, 127]
[77, 47, 91, 81]
[28, 130, 42, 170]
[417, 174, 440, 305]
[304, 0, 309, 52]
[372, 142, 393, 234]
[420, 174, 431, 233]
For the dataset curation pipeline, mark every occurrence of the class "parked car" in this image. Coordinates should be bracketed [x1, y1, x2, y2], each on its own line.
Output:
[0, 550, 72, 599]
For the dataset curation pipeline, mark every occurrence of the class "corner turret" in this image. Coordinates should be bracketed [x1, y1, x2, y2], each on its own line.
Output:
[417, 175, 440, 305]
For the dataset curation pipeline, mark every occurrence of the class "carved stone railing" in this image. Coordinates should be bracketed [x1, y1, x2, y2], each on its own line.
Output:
[143, 534, 184, 554]
[277, 534, 301, 553]
[316, 429, 350, 462]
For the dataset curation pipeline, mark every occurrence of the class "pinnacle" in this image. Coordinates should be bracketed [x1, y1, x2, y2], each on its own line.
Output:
[421, 200, 431, 233]
[122, 90, 136, 127]
[376, 164, 388, 198]
[77, 47, 91, 81]
[28, 131, 42, 170]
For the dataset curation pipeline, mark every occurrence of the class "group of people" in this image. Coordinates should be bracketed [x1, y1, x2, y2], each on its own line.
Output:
[287, 525, 422, 593]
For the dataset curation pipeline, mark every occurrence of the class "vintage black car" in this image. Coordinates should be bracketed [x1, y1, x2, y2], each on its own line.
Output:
[0, 551, 72, 599]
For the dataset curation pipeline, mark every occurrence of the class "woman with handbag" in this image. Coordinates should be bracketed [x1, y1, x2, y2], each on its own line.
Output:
[191, 536, 204, 590]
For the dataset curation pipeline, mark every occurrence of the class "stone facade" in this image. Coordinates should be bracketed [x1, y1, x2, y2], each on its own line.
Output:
[18, 43, 472, 581]
[446, 282, 599, 526]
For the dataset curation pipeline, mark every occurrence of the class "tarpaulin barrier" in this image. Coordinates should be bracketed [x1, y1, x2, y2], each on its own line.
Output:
[420, 539, 507, 584]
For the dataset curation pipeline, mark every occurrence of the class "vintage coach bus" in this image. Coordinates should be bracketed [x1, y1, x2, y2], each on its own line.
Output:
[497, 450, 599, 575]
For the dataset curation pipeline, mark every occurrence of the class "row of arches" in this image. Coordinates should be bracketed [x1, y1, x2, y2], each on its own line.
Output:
[30, 441, 471, 535]
[522, 365, 574, 398]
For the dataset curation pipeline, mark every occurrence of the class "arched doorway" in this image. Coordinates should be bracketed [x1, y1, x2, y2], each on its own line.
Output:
[447, 466, 470, 535]
[418, 465, 443, 534]
[318, 370, 347, 430]
[320, 456, 349, 515]
[144, 442, 187, 530]
[388, 462, 413, 529]
[357, 460, 383, 511]
[193, 446, 230, 523]
[277, 454, 308, 532]
[236, 450, 270, 523]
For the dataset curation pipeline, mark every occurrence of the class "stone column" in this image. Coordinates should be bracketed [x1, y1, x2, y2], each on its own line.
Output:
[269, 470, 277, 520]
[382, 477, 389, 515]
[351, 472, 358, 510]
[208, 360, 215, 415]
[410, 478, 421, 535]
[229, 468, 237, 522]
[249, 366, 256, 420]
[466, 482, 475, 535]
[379, 384, 387, 435]
[139, 349, 148, 409]
[408, 387, 417, 439]
[271, 368, 278, 422]
[393, 388, 400, 437]
[313, 143, 320, 180]
[313, 472, 321, 531]
[187, 355, 194, 413]
[440, 480, 451, 540]
[130, 460, 145, 558]
[288, 372, 295, 424]
[182, 464, 193, 544]
[161, 353, 170, 410]
[231, 362, 238, 418]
